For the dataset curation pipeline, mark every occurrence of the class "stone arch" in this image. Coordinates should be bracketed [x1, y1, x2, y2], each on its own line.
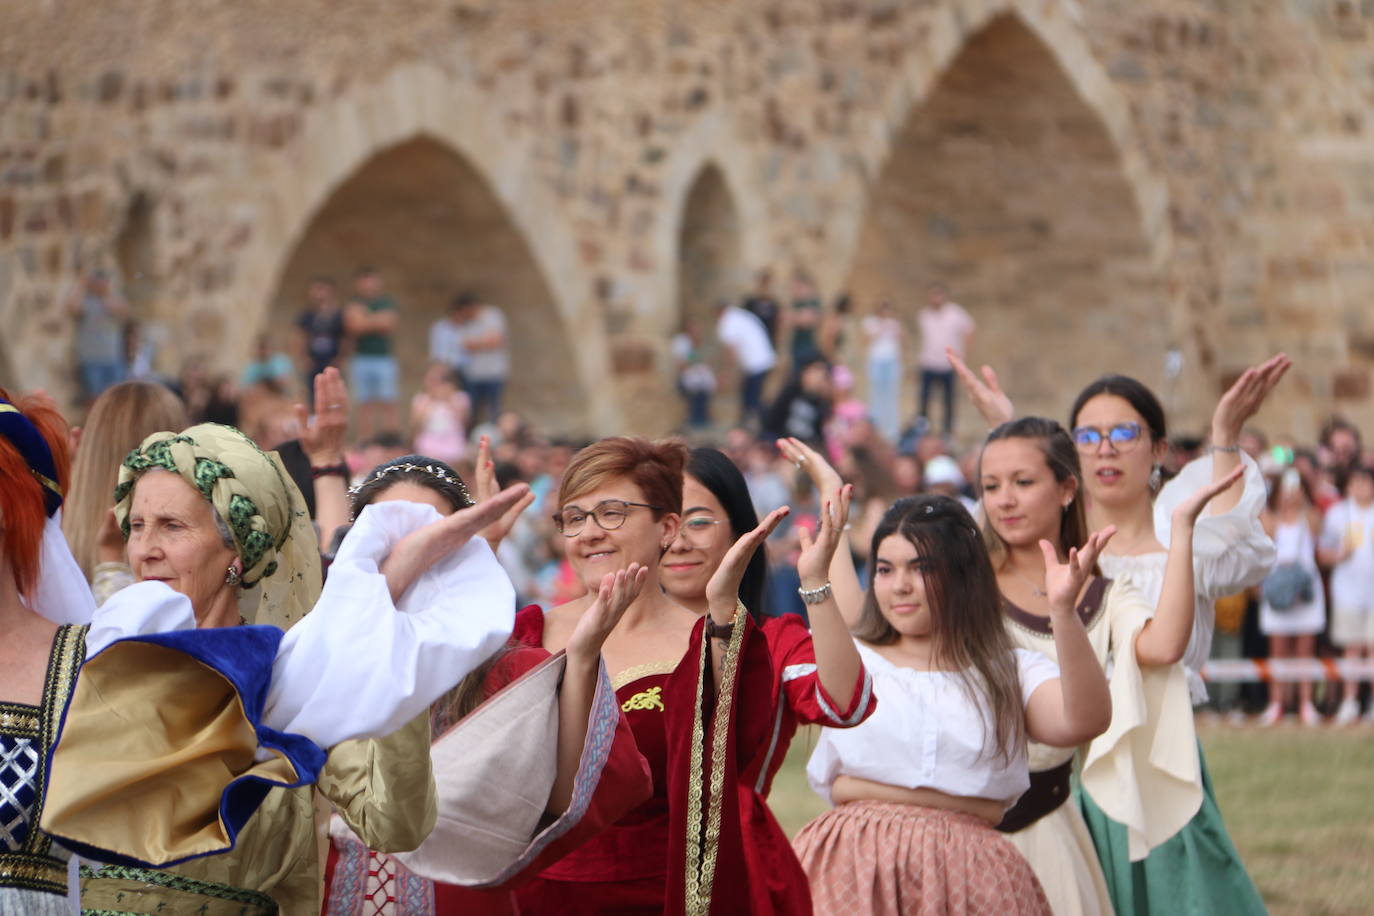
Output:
[114, 191, 156, 320]
[0, 338, 13, 390]
[266, 134, 584, 435]
[677, 163, 743, 335]
[671, 162, 745, 429]
[237, 64, 607, 435]
[841, 7, 1174, 427]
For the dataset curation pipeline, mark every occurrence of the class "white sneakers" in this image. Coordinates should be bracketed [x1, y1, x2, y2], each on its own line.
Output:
[1257, 703, 1283, 727]
[1334, 698, 1361, 726]
[1299, 701, 1322, 727]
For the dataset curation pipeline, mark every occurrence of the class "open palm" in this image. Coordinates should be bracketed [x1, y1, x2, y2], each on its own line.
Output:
[1039, 526, 1116, 612]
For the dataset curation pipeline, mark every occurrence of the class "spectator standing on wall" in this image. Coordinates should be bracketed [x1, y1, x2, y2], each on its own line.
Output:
[429, 294, 471, 389]
[788, 268, 823, 364]
[344, 266, 400, 439]
[455, 294, 510, 427]
[861, 299, 905, 443]
[671, 318, 716, 430]
[918, 281, 975, 435]
[742, 267, 782, 345]
[70, 268, 129, 403]
[294, 277, 347, 405]
[716, 298, 777, 429]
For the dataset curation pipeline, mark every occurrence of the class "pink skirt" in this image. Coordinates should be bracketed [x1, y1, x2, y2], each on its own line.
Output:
[793, 801, 1052, 916]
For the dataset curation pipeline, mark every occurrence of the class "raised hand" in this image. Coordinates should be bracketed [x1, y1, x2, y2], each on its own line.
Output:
[798, 485, 853, 586]
[777, 436, 844, 496]
[567, 563, 649, 663]
[1211, 353, 1290, 445]
[295, 368, 350, 465]
[472, 434, 535, 548]
[1039, 526, 1116, 614]
[1171, 465, 1245, 527]
[381, 483, 532, 601]
[705, 506, 790, 619]
[947, 348, 1014, 427]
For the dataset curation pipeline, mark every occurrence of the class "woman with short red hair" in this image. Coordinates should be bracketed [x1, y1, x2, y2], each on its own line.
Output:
[511, 436, 872, 914]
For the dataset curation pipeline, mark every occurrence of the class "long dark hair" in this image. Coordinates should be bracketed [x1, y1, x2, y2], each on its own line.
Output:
[853, 495, 1025, 762]
[979, 417, 1092, 563]
[686, 447, 768, 621]
[350, 454, 502, 731]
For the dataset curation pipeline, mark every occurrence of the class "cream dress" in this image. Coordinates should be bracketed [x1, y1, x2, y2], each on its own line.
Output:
[1002, 576, 1199, 916]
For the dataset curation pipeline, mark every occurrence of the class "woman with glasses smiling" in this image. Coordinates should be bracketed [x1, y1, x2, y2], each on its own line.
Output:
[950, 351, 1289, 916]
[660, 445, 875, 914]
[509, 436, 870, 915]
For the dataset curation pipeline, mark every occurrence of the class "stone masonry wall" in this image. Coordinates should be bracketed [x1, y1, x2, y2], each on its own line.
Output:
[1, 0, 1371, 440]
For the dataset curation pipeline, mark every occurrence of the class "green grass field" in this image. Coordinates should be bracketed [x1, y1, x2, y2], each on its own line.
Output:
[767, 723, 1374, 916]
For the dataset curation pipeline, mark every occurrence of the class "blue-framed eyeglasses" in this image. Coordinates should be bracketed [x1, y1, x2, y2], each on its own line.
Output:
[1070, 422, 1144, 453]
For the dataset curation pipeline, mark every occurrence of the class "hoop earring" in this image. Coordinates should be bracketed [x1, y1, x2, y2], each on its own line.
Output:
[1149, 464, 1163, 493]
[224, 565, 242, 587]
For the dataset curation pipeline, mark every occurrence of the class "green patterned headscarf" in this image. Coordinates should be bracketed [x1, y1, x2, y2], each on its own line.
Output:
[113, 423, 321, 630]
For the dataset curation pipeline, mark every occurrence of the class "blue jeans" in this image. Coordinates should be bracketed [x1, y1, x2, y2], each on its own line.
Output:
[919, 368, 956, 435]
[740, 370, 770, 427]
[350, 355, 399, 404]
[681, 388, 712, 429]
[867, 357, 901, 443]
[80, 360, 125, 401]
[468, 378, 505, 426]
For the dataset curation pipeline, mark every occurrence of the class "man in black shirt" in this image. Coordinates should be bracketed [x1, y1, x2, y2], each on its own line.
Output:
[293, 277, 346, 406]
[742, 267, 781, 346]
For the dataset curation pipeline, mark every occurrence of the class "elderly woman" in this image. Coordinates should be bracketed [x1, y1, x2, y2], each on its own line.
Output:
[37, 422, 528, 915]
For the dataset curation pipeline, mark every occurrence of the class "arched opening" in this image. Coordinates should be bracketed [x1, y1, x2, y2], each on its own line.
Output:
[115, 192, 157, 319]
[845, 14, 1168, 429]
[268, 136, 583, 434]
[676, 164, 743, 427]
[0, 340, 14, 390]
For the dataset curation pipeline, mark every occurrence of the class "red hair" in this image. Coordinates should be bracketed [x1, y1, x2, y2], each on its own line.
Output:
[558, 437, 687, 518]
[0, 388, 72, 602]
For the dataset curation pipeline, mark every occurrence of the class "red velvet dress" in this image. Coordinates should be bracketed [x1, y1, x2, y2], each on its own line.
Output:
[513, 608, 876, 916]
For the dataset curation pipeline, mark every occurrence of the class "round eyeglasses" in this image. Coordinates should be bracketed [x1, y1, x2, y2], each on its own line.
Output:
[554, 499, 664, 537]
[1071, 422, 1144, 453]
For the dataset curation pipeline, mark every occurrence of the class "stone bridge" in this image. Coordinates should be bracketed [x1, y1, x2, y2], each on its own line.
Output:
[3, 0, 1372, 438]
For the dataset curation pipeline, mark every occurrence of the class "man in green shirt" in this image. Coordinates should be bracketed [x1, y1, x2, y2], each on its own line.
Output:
[344, 266, 400, 439]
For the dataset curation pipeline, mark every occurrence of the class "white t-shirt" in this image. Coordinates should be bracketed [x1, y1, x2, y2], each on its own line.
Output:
[1320, 499, 1374, 611]
[917, 302, 974, 370]
[428, 318, 467, 370]
[861, 315, 903, 363]
[717, 306, 777, 374]
[462, 306, 510, 382]
[807, 643, 1059, 810]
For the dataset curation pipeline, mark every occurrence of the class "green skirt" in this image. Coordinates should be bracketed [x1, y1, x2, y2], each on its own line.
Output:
[1076, 740, 1267, 916]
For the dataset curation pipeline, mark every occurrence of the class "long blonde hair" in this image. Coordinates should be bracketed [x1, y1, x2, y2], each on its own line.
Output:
[63, 381, 188, 580]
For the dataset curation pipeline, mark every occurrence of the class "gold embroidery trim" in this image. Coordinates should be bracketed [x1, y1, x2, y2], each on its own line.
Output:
[611, 660, 677, 692]
[0, 852, 67, 890]
[684, 603, 746, 916]
[621, 686, 665, 712]
[0, 708, 40, 734]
